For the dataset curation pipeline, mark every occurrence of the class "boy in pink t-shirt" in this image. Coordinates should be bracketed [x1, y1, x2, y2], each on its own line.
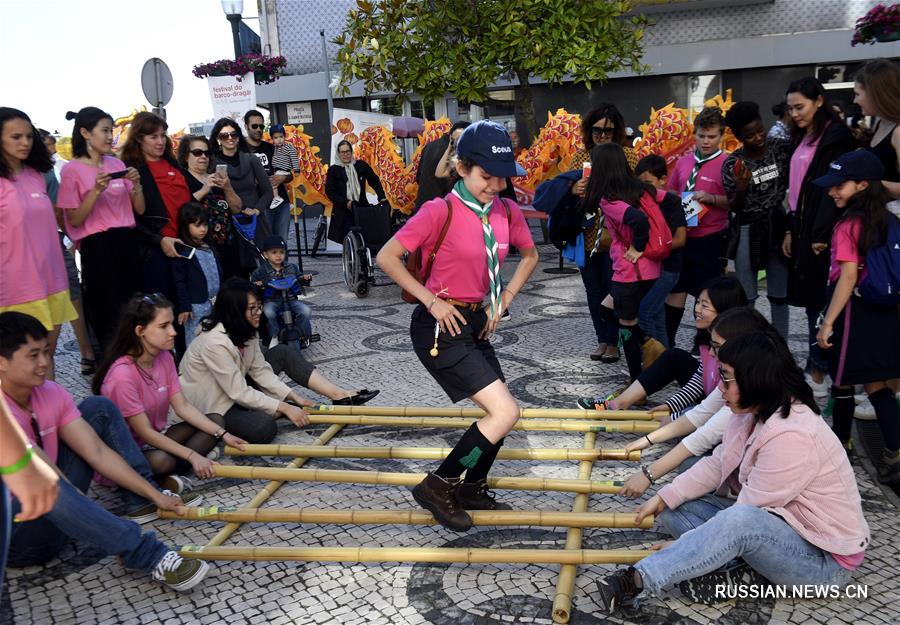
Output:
[0, 310, 209, 590]
[665, 107, 730, 343]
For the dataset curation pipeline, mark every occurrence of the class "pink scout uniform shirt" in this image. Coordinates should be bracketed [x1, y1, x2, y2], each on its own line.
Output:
[667, 152, 729, 238]
[57, 156, 135, 244]
[395, 194, 534, 303]
[828, 218, 865, 284]
[101, 351, 181, 448]
[6, 382, 81, 464]
[0, 167, 69, 307]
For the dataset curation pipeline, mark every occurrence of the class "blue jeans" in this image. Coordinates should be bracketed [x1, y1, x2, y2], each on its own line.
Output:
[0, 481, 8, 588]
[266, 200, 292, 247]
[185, 300, 213, 347]
[7, 478, 168, 571]
[638, 270, 679, 348]
[635, 499, 851, 597]
[579, 251, 618, 345]
[263, 298, 312, 338]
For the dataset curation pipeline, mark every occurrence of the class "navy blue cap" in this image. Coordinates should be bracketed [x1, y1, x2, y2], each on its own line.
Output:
[262, 235, 287, 251]
[812, 150, 885, 188]
[455, 120, 526, 178]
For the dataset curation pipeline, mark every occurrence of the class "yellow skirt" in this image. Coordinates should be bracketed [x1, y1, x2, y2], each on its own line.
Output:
[0, 290, 78, 330]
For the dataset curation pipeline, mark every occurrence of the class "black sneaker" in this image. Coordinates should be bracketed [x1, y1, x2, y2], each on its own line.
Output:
[332, 389, 380, 405]
[455, 480, 512, 510]
[878, 451, 900, 484]
[411, 473, 472, 532]
[678, 561, 766, 604]
[596, 566, 640, 613]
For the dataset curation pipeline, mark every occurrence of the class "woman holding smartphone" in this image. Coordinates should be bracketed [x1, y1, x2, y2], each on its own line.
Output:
[177, 135, 253, 280]
[58, 107, 145, 350]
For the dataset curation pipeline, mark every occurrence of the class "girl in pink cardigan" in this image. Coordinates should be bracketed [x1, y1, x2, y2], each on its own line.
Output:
[596, 330, 869, 612]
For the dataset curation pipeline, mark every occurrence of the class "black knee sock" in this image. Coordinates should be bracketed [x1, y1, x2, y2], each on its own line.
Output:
[465, 437, 504, 483]
[599, 305, 616, 330]
[664, 304, 684, 348]
[620, 323, 645, 381]
[869, 388, 900, 452]
[830, 386, 854, 444]
[435, 422, 492, 479]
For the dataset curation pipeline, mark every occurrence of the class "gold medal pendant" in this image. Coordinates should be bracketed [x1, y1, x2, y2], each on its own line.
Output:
[482, 214, 489, 225]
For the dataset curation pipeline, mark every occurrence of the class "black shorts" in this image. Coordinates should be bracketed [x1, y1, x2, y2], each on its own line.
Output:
[610, 280, 654, 321]
[410, 304, 504, 403]
[674, 229, 728, 296]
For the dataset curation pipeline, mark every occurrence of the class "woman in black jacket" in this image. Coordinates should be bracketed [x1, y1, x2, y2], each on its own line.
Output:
[325, 140, 386, 243]
[781, 77, 855, 394]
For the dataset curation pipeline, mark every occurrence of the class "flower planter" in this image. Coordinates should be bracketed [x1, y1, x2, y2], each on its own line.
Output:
[874, 24, 900, 42]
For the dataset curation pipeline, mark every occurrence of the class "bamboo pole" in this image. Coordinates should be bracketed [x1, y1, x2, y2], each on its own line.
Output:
[553, 432, 596, 624]
[180, 545, 653, 565]
[161, 506, 653, 529]
[309, 404, 655, 420]
[212, 465, 626, 494]
[225, 444, 641, 462]
[301, 414, 658, 433]
[204, 423, 344, 548]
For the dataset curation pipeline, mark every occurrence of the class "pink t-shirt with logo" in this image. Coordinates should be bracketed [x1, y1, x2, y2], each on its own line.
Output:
[57, 156, 135, 243]
[667, 152, 729, 238]
[788, 132, 822, 212]
[101, 351, 181, 447]
[828, 218, 866, 284]
[0, 167, 70, 307]
[395, 194, 534, 302]
[6, 382, 81, 464]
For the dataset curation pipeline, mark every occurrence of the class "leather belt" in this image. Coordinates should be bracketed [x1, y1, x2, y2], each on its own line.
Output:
[442, 298, 484, 312]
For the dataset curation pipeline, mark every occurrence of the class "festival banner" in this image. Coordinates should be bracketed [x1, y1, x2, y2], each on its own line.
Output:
[208, 73, 257, 122]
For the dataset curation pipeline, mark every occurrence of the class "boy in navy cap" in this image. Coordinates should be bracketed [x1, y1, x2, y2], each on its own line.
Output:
[251, 235, 314, 344]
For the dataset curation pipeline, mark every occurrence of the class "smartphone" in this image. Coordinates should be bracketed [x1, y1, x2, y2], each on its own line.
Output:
[107, 170, 128, 180]
[174, 242, 196, 259]
[215, 164, 228, 177]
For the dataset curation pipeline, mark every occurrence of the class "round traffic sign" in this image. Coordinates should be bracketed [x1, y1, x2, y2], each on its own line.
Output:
[141, 58, 174, 107]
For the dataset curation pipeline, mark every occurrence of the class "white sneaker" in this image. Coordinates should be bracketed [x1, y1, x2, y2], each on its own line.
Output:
[151, 551, 210, 592]
[855, 397, 877, 421]
[805, 374, 829, 400]
[158, 475, 194, 495]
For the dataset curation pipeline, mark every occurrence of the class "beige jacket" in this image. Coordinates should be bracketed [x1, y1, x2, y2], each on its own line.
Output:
[179, 323, 291, 416]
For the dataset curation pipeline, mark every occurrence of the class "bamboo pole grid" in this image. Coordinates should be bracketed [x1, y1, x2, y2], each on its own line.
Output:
[185, 407, 655, 622]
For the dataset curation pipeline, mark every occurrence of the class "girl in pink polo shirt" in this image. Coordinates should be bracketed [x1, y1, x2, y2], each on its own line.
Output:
[376, 121, 538, 532]
[0, 108, 77, 380]
[585, 143, 665, 382]
[58, 107, 145, 349]
[812, 150, 900, 483]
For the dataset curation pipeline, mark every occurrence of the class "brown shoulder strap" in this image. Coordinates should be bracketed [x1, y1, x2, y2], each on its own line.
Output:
[421, 198, 453, 281]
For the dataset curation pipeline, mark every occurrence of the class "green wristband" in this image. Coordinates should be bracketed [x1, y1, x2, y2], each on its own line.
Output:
[0, 445, 33, 475]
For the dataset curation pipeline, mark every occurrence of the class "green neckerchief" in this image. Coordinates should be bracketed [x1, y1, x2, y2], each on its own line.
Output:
[451, 180, 502, 317]
[685, 148, 723, 192]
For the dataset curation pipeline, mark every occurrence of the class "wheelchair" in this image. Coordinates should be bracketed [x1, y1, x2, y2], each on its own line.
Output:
[341, 200, 395, 297]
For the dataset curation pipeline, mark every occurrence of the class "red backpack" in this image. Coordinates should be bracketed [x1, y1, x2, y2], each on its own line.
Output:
[637, 189, 673, 262]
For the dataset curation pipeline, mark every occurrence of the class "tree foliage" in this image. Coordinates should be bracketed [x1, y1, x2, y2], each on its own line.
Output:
[333, 0, 649, 135]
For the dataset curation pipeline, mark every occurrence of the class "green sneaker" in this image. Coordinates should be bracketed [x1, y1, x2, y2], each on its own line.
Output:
[151, 551, 210, 592]
[124, 492, 204, 525]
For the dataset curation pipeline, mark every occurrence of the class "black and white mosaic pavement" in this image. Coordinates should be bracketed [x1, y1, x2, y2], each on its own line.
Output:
[3, 230, 897, 625]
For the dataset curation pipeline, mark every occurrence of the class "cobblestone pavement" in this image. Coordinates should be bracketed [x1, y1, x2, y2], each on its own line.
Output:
[2, 231, 898, 625]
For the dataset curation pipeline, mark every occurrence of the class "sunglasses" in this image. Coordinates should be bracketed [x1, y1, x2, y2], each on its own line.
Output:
[218, 131, 239, 141]
[190, 149, 210, 157]
[591, 126, 617, 136]
[718, 367, 736, 389]
[249, 124, 265, 130]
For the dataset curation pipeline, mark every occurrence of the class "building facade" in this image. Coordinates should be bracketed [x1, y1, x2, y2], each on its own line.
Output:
[254, 0, 897, 151]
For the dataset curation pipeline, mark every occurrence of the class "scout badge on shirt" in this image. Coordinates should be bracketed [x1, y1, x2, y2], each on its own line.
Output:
[681, 192, 704, 227]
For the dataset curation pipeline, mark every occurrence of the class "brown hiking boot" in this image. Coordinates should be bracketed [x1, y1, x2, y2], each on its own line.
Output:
[455, 480, 512, 510]
[411, 473, 473, 531]
[641, 337, 666, 371]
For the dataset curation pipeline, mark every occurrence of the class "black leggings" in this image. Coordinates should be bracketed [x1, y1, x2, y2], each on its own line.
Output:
[145, 413, 225, 477]
[636, 348, 700, 396]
